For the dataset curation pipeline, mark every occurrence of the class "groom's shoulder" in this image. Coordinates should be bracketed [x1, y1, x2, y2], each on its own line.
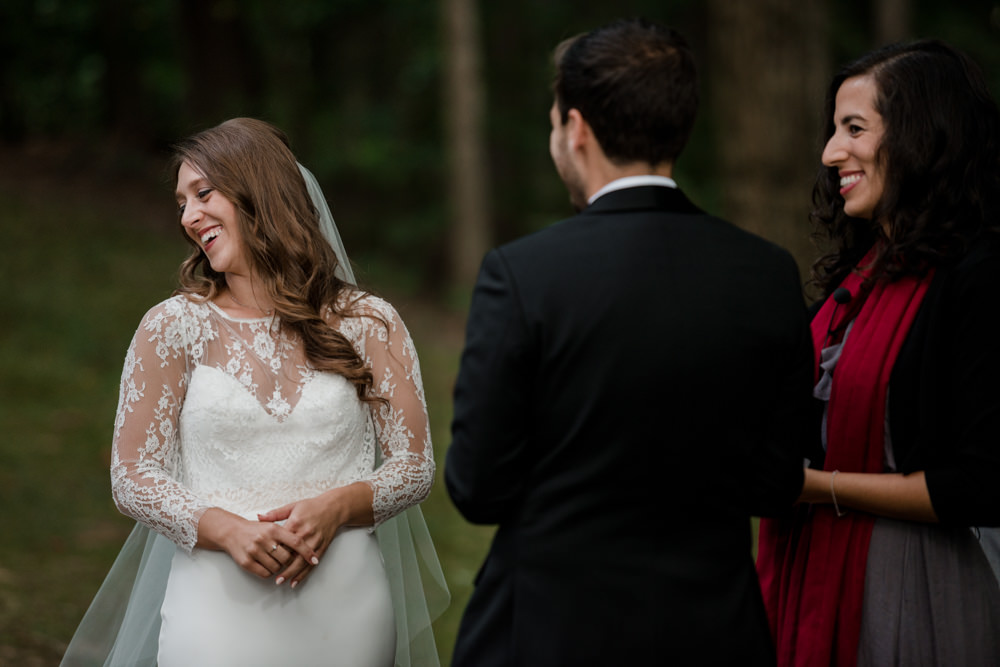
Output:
[494, 210, 599, 259]
[493, 199, 796, 266]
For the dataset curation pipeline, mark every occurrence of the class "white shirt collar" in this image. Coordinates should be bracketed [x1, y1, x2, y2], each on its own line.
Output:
[587, 175, 677, 205]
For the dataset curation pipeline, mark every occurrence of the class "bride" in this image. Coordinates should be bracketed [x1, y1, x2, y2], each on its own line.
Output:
[61, 118, 448, 666]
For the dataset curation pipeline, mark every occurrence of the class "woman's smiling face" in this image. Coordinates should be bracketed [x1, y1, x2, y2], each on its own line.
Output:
[822, 75, 887, 222]
[176, 160, 248, 276]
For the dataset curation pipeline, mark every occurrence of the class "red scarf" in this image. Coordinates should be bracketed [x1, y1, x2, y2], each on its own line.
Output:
[756, 256, 934, 666]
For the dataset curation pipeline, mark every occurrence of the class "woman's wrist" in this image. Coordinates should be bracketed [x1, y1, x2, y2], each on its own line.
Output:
[799, 468, 833, 505]
[320, 482, 375, 527]
[195, 506, 242, 551]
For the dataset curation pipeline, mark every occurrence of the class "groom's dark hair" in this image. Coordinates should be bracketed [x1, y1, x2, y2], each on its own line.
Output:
[553, 17, 698, 167]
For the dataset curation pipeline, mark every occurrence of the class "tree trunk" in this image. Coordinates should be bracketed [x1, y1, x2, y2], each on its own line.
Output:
[706, 0, 830, 280]
[875, 0, 913, 45]
[176, 0, 262, 127]
[98, 0, 149, 144]
[442, 0, 491, 291]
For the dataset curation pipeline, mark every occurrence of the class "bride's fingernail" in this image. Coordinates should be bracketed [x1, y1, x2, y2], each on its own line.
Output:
[291, 580, 298, 589]
[275, 577, 284, 585]
[311, 557, 319, 565]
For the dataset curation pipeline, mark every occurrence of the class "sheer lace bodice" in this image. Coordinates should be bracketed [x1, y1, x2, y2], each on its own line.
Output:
[110, 292, 435, 553]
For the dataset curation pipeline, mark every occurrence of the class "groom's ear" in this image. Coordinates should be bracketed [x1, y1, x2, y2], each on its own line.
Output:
[565, 108, 599, 157]
[565, 109, 586, 149]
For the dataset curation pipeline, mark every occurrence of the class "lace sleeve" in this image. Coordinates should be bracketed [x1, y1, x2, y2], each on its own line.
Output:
[348, 297, 436, 525]
[110, 299, 214, 552]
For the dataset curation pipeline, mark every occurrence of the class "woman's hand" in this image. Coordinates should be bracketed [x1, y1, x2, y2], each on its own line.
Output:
[257, 481, 374, 587]
[195, 507, 321, 579]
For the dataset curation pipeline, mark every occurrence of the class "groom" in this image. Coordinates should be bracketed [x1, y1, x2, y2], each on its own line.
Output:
[446, 18, 814, 666]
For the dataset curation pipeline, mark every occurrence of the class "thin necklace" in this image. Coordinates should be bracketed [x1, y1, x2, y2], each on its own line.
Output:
[228, 290, 274, 315]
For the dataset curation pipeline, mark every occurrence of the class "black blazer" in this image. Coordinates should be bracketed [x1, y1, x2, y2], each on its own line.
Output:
[809, 239, 1000, 526]
[446, 186, 814, 666]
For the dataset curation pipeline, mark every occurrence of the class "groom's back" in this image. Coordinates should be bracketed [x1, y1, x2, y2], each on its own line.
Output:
[449, 188, 813, 665]
[447, 18, 813, 666]
[504, 194, 809, 528]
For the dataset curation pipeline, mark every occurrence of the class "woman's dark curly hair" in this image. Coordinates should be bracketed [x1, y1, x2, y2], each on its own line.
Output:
[811, 40, 1000, 296]
[171, 118, 380, 404]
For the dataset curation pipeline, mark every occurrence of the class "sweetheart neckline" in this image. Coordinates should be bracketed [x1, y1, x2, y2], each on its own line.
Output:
[190, 363, 355, 423]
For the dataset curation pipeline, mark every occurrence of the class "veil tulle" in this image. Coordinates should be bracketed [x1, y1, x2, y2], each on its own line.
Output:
[300, 163, 354, 285]
[299, 163, 450, 665]
[60, 164, 448, 666]
[60, 524, 171, 666]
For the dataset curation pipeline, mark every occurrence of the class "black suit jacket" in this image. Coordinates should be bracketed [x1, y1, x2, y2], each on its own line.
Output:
[446, 186, 814, 666]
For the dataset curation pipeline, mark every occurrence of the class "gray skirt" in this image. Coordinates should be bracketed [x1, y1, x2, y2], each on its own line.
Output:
[857, 518, 1000, 666]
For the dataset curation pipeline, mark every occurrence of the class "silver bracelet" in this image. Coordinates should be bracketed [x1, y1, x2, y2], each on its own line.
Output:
[830, 469, 847, 517]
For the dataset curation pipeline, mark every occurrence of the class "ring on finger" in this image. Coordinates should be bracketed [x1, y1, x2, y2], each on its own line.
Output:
[270, 544, 278, 553]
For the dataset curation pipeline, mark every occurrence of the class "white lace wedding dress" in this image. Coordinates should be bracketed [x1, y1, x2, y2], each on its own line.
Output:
[110, 292, 435, 666]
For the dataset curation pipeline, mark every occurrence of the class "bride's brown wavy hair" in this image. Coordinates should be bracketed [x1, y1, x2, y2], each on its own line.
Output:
[171, 117, 378, 403]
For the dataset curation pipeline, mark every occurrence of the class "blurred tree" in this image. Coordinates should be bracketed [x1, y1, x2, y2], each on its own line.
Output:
[99, 0, 151, 144]
[706, 0, 830, 276]
[0, 0, 30, 142]
[876, 0, 913, 43]
[176, 0, 263, 127]
[1, 0, 997, 291]
[442, 0, 492, 289]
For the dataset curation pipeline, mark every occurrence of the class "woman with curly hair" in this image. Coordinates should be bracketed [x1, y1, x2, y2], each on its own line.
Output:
[62, 118, 447, 666]
[757, 40, 1000, 666]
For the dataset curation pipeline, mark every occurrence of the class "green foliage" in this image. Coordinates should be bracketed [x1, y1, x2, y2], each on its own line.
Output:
[0, 0, 716, 292]
[4, 1, 996, 290]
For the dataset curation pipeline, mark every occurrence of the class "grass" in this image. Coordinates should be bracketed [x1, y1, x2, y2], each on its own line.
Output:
[0, 161, 493, 665]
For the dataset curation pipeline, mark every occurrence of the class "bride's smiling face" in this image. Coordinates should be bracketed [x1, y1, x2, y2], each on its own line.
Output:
[176, 161, 249, 276]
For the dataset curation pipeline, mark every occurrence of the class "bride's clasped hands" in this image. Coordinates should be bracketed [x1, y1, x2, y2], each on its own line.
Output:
[256, 481, 376, 587]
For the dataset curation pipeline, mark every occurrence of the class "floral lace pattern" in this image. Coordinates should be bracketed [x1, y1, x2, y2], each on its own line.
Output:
[110, 293, 435, 552]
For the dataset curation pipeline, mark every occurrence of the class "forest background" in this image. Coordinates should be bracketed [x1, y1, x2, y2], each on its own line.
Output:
[1, 0, 997, 664]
